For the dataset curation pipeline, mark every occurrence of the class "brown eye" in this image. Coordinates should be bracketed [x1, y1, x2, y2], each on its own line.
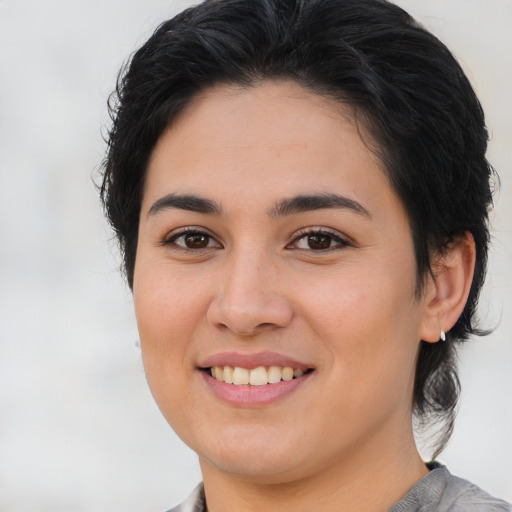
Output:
[290, 229, 350, 252]
[307, 234, 332, 250]
[166, 229, 221, 250]
[184, 233, 210, 249]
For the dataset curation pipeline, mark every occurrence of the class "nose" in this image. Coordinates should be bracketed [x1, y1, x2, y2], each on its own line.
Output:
[206, 249, 294, 337]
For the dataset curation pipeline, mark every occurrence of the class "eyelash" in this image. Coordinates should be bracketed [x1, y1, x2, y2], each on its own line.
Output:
[161, 227, 352, 253]
[162, 227, 221, 252]
[288, 228, 352, 252]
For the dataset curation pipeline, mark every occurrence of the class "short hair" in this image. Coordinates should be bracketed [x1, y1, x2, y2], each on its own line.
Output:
[100, 0, 494, 455]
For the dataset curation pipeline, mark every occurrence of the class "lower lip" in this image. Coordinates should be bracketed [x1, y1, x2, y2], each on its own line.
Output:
[200, 371, 313, 407]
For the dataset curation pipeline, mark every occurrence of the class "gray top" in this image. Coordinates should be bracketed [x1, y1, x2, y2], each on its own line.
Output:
[167, 464, 511, 512]
[388, 463, 510, 512]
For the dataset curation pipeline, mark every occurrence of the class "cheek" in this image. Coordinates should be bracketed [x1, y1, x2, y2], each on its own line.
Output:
[133, 271, 201, 421]
[134, 266, 208, 349]
[132, 268, 207, 405]
[297, 267, 397, 337]
[297, 262, 421, 382]
[302, 283, 420, 429]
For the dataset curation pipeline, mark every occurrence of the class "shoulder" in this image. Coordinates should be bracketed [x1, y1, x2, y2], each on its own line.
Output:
[438, 469, 511, 512]
[390, 464, 511, 512]
[167, 471, 510, 512]
[165, 483, 205, 512]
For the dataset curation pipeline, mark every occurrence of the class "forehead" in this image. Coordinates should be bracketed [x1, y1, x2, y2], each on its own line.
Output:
[156, 81, 373, 154]
[142, 80, 398, 218]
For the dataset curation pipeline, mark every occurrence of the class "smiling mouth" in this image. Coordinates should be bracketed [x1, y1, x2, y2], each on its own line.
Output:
[207, 366, 314, 386]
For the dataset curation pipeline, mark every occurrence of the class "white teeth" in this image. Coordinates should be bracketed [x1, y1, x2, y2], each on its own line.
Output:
[223, 366, 234, 384]
[232, 367, 249, 385]
[213, 366, 224, 382]
[281, 367, 294, 381]
[209, 365, 309, 385]
[267, 366, 282, 384]
[249, 366, 268, 386]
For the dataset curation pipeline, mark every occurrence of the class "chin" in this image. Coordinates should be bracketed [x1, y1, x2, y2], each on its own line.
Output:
[200, 450, 310, 484]
[185, 422, 312, 482]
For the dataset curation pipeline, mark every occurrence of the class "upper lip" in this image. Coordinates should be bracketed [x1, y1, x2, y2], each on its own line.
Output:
[198, 351, 312, 370]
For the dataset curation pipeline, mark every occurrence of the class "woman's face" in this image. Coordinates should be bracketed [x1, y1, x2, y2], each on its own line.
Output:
[134, 81, 433, 483]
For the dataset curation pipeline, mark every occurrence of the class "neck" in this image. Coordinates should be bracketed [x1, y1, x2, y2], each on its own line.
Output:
[199, 424, 428, 512]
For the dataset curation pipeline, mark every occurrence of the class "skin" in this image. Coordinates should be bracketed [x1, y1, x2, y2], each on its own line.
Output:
[133, 81, 474, 512]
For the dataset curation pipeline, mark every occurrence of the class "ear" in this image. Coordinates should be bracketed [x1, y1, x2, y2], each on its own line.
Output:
[419, 232, 476, 343]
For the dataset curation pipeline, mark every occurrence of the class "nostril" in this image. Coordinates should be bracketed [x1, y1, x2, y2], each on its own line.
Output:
[257, 322, 274, 329]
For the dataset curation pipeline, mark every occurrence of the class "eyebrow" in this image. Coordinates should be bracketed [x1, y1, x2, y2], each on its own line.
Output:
[147, 193, 223, 217]
[269, 193, 371, 219]
[146, 192, 370, 219]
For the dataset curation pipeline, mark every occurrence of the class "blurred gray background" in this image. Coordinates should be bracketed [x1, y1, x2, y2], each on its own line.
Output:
[0, 0, 510, 510]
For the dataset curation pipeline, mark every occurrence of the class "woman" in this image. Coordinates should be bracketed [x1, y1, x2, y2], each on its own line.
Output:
[100, 0, 510, 510]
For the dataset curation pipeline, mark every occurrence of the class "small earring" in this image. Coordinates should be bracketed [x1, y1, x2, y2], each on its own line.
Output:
[440, 329, 446, 342]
